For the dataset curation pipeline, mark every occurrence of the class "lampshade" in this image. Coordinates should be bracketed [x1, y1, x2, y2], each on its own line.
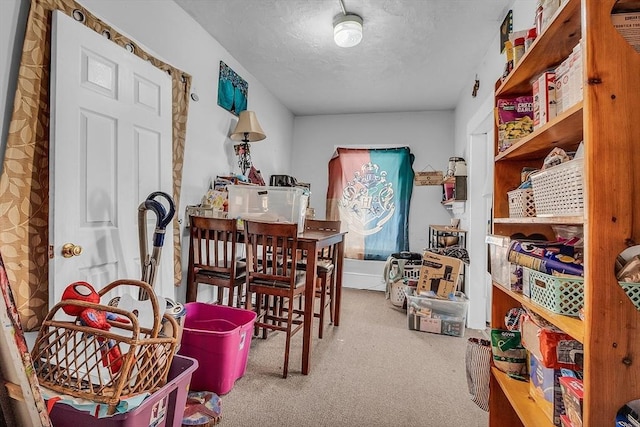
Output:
[230, 110, 266, 142]
[333, 14, 363, 48]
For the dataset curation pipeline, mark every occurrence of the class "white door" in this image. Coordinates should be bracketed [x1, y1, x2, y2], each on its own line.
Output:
[49, 11, 174, 307]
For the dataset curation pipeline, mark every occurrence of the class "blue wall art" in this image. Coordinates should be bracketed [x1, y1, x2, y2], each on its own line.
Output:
[217, 61, 248, 116]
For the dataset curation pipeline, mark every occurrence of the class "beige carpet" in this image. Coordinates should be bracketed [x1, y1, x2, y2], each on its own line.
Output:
[211, 288, 489, 426]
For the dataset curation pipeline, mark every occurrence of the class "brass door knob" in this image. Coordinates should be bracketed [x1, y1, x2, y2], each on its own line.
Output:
[61, 243, 83, 258]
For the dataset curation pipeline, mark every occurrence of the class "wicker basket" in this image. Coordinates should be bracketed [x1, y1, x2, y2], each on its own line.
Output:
[507, 188, 536, 218]
[31, 279, 178, 414]
[526, 268, 584, 316]
[530, 159, 584, 217]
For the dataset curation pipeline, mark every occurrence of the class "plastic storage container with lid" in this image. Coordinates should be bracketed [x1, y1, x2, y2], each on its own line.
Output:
[178, 302, 257, 395]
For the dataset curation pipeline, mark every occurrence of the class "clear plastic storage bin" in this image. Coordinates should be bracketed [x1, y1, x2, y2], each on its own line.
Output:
[227, 186, 309, 233]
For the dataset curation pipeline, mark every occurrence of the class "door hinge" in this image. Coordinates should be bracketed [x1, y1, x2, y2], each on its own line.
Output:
[48, 245, 54, 259]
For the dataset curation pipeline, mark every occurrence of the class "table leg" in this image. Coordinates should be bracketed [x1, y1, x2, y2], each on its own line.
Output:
[302, 243, 317, 375]
[333, 239, 345, 327]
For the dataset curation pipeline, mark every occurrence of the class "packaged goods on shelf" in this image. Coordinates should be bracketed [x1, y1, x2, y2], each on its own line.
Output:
[530, 353, 568, 427]
[560, 376, 584, 427]
[507, 240, 584, 277]
[554, 59, 570, 114]
[520, 314, 583, 370]
[496, 96, 534, 151]
[568, 42, 583, 107]
[611, 12, 640, 54]
[533, 72, 557, 129]
[491, 329, 527, 377]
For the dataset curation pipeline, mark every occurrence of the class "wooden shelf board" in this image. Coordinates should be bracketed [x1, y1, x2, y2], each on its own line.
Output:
[429, 225, 467, 233]
[492, 368, 554, 427]
[493, 282, 584, 342]
[493, 216, 584, 225]
[496, 103, 583, 162]
[496, 0, 581, 97]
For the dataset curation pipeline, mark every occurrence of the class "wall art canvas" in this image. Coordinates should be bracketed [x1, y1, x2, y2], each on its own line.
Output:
[500, 10, 513, 53]
[217, 61, 248, 115]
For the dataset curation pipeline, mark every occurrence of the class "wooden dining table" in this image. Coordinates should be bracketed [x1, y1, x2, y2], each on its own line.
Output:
[297, 228, 347, 374]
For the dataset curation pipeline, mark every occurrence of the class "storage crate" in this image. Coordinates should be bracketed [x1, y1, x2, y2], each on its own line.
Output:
[526, 267, 584, 316]
[507, 188, 536, 218]
[530, 159, 584, 217]
[178, 302, 257, 395]
[404, 287, 469, 337]
[48, 355, 198, 427]
[227, 186, 308, 233]
[486, 235, 512, 289]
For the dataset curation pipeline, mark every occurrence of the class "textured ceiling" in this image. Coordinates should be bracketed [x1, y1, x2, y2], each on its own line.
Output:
[174, 0, 512, 116]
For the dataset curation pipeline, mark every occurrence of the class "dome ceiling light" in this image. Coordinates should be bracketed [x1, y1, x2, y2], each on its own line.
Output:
[333, 0, 363, 48]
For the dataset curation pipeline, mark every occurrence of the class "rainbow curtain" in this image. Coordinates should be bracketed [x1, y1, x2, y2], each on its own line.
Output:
[326, 147, 414, 260]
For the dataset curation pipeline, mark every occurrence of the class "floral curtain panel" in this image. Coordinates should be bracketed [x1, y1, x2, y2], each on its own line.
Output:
[0, 0, 191, 330]
[326, 147, 415, 260]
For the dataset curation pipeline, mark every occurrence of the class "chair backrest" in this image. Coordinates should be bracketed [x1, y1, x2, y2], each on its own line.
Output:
[244, 220, 300, 285]
[189, 216, 239, 275]
[304, 219, 341, 259]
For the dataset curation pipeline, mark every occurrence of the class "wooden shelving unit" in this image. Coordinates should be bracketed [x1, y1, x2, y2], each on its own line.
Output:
[489, 1, 640, 426]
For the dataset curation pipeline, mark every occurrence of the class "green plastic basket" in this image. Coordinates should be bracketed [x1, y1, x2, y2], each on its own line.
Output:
[619, 282, 640, 311]
[526, 268, 584, 316]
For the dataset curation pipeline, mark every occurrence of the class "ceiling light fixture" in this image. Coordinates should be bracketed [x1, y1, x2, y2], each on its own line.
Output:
[334, 0, 363, 48]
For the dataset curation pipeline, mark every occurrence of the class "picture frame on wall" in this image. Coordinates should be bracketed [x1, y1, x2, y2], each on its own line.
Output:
[500, 10, 513, 53]
[217, 61, 248, 116]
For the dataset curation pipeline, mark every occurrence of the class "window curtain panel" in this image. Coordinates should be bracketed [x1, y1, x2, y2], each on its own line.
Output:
[326, 147, 414, 260]
[0, 0, 191, 330]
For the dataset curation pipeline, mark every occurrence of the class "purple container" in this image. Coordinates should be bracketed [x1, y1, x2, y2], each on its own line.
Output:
[178, 302, 257, 395]
[49, 355, 198, 427]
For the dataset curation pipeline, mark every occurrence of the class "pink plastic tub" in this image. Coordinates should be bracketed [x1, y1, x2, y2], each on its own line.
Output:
[48, 355, 198, 427]
[178, 302, 257, 394]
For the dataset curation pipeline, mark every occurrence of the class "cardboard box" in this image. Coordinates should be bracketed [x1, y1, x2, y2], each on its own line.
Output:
[611, 12, 640, 54]
[568, 43, 583, 108]
[560, 377, 584, 427]
[554, 59, 570, 114]
[530, 353, 565, 426]
[417, 251, 463, 298]
[533, 72, 557, 129]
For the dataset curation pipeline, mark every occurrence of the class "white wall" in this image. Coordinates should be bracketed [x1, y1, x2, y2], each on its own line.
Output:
[291, 111, 455, 290]
[0, 0, 295, 302]
[452, 0, 538, 328]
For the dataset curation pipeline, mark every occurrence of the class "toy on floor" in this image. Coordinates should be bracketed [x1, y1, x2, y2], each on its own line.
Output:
[61, 281, 129, 374]
[181, 391, 222, 426]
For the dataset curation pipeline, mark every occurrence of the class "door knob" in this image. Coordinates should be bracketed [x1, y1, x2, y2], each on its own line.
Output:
[61, 243, 83, 258]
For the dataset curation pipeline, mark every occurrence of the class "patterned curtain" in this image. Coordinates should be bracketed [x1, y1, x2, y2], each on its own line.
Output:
[326, 147, 414, 260]
[0, 0, 191, 330]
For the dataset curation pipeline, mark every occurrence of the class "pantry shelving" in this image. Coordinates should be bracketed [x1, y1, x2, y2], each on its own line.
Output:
[489, 0, 640, 426]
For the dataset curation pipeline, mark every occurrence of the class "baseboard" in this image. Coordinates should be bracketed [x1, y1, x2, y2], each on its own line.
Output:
[342, 259, 386, 292]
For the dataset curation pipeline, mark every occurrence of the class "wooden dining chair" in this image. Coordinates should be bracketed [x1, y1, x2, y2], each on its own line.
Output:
[303, 219, 341, 339]
[186, 216, 246, 306]
[243, 220, 306, 378]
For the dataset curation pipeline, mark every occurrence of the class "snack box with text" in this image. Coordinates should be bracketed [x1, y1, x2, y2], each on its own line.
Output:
[530, 353, 565, 426]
